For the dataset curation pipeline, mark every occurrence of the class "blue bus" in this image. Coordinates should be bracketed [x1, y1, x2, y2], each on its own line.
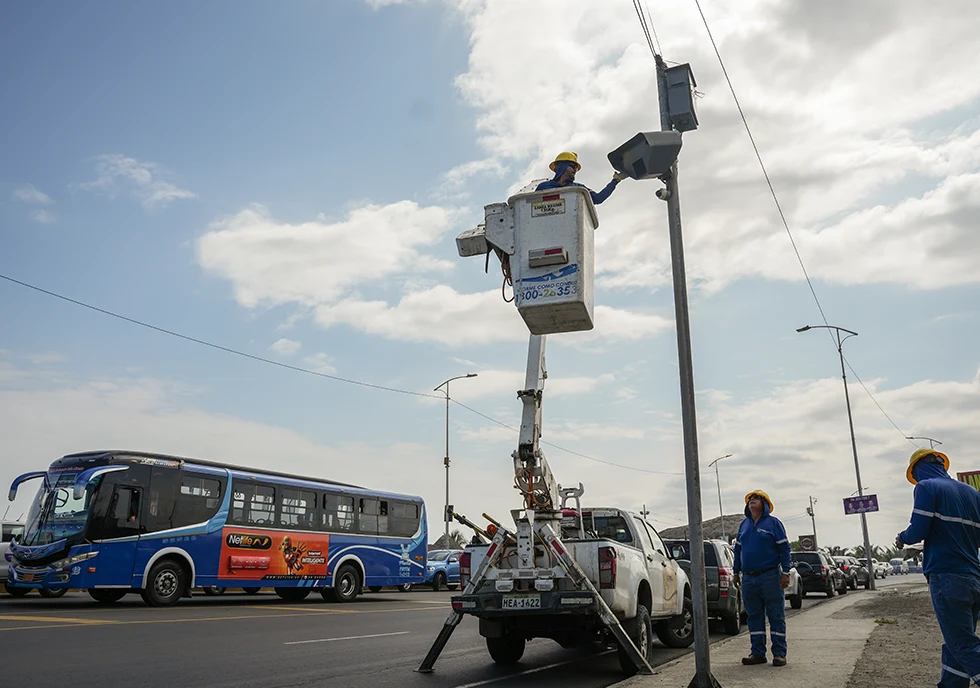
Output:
[6, 450, 427, 605]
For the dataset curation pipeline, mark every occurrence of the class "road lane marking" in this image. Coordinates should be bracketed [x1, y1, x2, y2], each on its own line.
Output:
[284, 630, 410, 645]
[0, 615, 116, 625]
[454, 650, 615, 688]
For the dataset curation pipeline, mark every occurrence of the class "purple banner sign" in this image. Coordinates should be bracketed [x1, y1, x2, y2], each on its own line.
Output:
[843, 494, 879, 515]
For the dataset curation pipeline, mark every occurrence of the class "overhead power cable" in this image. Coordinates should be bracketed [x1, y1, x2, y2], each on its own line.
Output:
[683, 1, 914, 445]
[0, 271, 673, 476]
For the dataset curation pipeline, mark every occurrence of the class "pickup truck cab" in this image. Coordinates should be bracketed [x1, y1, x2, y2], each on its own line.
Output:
[453, 507, 693, 675]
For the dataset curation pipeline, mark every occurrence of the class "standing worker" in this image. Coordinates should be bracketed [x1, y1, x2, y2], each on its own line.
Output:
[536, 152, 625, 204]
[896, 449, 980, 688]
[733, 490, 792, 667]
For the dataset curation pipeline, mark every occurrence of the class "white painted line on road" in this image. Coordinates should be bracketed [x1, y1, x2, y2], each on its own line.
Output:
[284, 630, 411, 646]
[454, 649, 614, 688]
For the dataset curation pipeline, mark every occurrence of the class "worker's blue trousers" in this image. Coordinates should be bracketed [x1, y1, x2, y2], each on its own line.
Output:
[742, 568, 787, 658]
[931, 573, 980, 687]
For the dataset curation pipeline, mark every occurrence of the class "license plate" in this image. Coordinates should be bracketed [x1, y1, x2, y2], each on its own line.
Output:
[502, 594, 541, 609]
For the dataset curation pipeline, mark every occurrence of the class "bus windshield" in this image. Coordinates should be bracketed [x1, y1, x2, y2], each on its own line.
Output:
[21, 473, 99, 546]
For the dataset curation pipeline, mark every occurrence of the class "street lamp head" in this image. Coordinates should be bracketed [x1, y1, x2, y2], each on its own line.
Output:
[796, 325, 811, 333]
[466, 373, 478, 378]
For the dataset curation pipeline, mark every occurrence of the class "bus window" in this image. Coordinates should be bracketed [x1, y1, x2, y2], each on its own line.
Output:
[322, 493, 355, 533]
[359, 498, 379, 535]
[173, 475, 222, 528]
[389, 502, 420, 537]
[145, 467, 179, 533]
[231, 482, 275, 526]
[280, 489, 316, 530]
[94, 486, 142, 540]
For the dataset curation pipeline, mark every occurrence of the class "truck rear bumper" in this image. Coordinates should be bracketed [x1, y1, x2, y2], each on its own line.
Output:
[452, 590, 597, 616]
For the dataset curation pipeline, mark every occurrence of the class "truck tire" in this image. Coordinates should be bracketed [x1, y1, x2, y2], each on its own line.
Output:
[826, 582, 836, 598]
[789, 592, 803, 609]
[618, 603, 652, 675]
[656, 596, 695, 648]
[487, 632, 526, 664]
[88, 588, 127, 603]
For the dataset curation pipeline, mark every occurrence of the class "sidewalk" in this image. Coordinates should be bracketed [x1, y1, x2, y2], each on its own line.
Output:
[617, 587, 912, 688]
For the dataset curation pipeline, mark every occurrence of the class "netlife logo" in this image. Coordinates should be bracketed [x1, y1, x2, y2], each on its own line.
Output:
[226, 533, 273, 550]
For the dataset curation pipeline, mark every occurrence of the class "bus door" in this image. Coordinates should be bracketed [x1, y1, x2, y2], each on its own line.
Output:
[90, 485, 143, 587]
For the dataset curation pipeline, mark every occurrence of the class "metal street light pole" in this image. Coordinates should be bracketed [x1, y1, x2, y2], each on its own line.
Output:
[807, 495, 818, 545]
[435, 373, 478, 539]
[797, 324, 875, 590]
[707, 454, 733, 541]
[906, 436, 943, 450]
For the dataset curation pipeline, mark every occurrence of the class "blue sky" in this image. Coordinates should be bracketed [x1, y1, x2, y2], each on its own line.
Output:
[3, 0, 980, 549]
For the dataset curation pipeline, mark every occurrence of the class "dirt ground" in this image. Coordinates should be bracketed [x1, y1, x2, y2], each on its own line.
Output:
[843, 582, 944, 688]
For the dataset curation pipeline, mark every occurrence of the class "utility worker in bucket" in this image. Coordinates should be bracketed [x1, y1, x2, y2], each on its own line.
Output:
[733, 490, 792, 667]
[536, 152, 625, 204]
[896, 449, 980, 688]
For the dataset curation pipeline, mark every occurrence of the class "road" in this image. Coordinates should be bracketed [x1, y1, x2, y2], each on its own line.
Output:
[0, 579, 919, 688]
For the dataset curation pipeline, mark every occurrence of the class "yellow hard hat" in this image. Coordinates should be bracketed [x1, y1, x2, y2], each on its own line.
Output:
[744, 490, 774, 513]
[906, 448, 950, 485]
[550, 151, 581, 172]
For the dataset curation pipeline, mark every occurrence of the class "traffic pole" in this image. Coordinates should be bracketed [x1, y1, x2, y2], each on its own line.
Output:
[656, 54, 720, 688]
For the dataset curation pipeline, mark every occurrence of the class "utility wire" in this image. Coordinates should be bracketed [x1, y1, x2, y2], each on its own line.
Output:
[688, 0, 915, 445]
[1, 271, 678, 476]
[632, 0, 660, 59]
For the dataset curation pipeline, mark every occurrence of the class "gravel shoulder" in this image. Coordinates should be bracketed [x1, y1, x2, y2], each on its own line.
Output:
[842, 582, 942, 688]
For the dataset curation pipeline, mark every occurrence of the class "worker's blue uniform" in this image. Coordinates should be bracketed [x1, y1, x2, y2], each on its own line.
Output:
[535, 161, 620, 205]
[898, 461, 980, 688]
[733, 498, 792, 659]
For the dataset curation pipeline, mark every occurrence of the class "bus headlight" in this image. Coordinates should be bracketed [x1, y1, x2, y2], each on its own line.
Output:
[51, 551, 98, 569]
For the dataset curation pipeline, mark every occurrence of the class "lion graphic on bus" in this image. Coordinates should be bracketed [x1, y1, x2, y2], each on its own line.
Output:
[279, 536, 308, 573]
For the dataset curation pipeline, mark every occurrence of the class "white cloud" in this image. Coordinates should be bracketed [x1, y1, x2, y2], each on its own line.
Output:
[269, 338, 302, 356]
[76, 154, 196, 210]
[12, 183, 53, 204]
[28, 209, 56, 224]
[303, 352, 337, 374]
[197, 202, 459, 309]
[436, 158, 509, 200]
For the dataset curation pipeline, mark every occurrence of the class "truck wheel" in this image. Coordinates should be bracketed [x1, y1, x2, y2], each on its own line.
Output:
[275, 588, 311, 602]
[789, 592, 803, 609]
[432, 572, 446, 592]
[487, 632, 526, 664]
[321, 563, 360, 603]
[618, 603, 652, 675]
[140, 559, 186, 607]
[826, 583, 836, 598]
[656, 596, 695, 649]
[38, 587, 68, 599]
[88, 588, 127, 603]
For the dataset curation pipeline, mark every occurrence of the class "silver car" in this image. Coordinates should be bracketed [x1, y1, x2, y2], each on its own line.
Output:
[1, 522, 26, 583]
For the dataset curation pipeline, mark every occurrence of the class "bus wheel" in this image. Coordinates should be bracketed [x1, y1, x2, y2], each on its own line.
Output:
[241, 587, 261, 594]
[368, 586, 383, 593]
[38, 587, 68, 598]
[4, 582, 30, 597]
[321, 564, 360, 603]
[141, 559, 186, 607]
[202, 586, 226, 596]
[275, 588, 311, 602]
[88, 589, 127, 603]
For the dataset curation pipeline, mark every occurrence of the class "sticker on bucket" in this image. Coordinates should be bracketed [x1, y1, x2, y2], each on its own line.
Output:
[531, 197, 565, 217]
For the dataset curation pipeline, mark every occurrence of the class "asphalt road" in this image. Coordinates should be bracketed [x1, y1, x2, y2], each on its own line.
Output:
[0, 581, 908, 688]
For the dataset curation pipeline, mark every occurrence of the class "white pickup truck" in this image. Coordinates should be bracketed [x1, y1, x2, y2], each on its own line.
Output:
[453, 507, 694, 674]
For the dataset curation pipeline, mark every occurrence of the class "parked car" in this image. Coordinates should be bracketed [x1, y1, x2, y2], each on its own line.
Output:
[664, 539, 743, 635]
[833, 556, 871, 590]
[424, 549, 463, 591]
[870, 559, 890, 579]
[793, 551, 847, 597]
[889, 558, 910, 575]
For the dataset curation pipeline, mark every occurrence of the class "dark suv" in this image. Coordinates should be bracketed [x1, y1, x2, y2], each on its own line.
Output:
[793, 551, 847, 597]
[833, 556, 870, 590]
[665, 539, 742, 635]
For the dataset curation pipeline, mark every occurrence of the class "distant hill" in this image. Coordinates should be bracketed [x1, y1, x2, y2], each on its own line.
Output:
[657, 513, 747, 542]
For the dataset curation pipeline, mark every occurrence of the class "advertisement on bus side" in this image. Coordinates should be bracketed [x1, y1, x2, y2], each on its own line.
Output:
[219, 527, 329, 580]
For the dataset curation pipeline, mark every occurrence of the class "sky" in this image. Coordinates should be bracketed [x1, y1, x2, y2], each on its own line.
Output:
[2, 0, 979, 551]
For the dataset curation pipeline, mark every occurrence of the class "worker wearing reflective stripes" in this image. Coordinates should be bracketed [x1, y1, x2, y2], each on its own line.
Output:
[536, 152, 624, 205]
[897, 449, 980, 688]
[733, 489, 792, 667]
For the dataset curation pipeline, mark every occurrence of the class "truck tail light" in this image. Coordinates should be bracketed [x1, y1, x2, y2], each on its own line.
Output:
[718, 566, 731, 596]
[599, 546, 617, 590]
[460, 552, 471, 587]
